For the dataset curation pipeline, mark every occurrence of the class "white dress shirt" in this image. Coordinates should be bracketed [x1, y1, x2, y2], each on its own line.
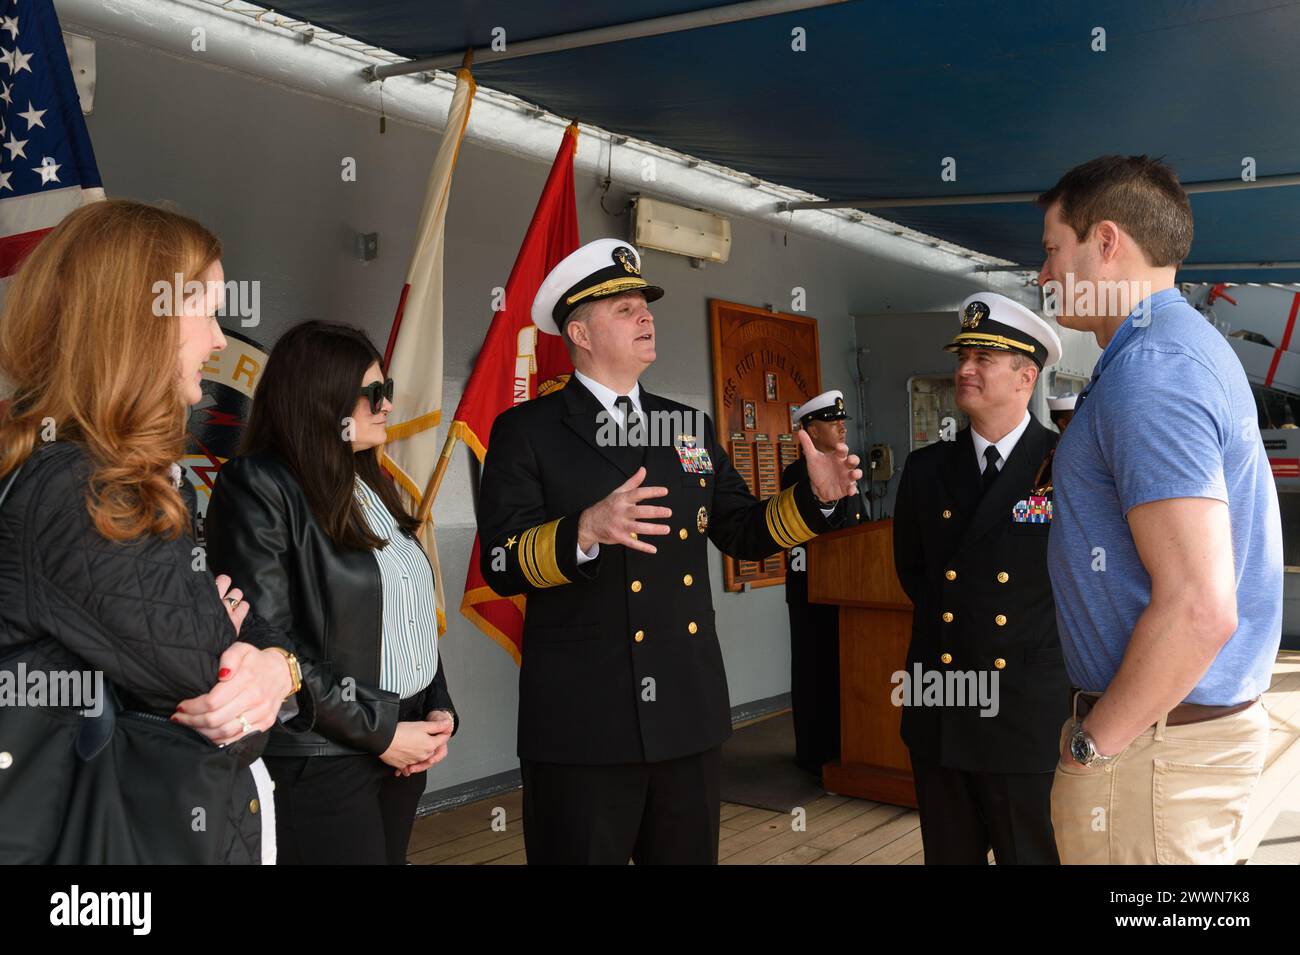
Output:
[574, 368, 643, 429]
[971, 409, 1032, 474]
[573, 370, 643, 564]
[354, 476, 440, 699]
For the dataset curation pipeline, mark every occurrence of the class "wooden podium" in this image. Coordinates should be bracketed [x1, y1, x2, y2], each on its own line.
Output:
[806, 519, 917, 808]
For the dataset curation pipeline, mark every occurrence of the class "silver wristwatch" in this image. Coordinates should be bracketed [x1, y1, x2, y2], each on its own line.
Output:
[1068, 722, 1117, 767]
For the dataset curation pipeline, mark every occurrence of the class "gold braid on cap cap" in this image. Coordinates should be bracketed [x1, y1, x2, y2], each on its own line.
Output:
[565, 276, 649, 306]
[945, 333, 1037, 355]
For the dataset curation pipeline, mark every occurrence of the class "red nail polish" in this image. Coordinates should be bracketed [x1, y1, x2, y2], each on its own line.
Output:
[218, 667, 232, 679]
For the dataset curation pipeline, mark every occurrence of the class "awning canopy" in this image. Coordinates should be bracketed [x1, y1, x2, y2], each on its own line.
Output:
[271, 0, 1300, 283]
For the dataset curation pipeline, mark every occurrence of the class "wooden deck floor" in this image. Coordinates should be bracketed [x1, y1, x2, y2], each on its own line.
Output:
[408, 651, 1300, 865]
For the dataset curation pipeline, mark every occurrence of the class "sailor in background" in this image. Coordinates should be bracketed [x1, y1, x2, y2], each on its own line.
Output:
[892, 292, 1070, 864]
[1047, 392, 1077, 433]
[781, 390, 870, 775]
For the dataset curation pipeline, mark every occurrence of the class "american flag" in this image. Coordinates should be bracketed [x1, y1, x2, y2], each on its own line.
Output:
[1, 0, 103, 281]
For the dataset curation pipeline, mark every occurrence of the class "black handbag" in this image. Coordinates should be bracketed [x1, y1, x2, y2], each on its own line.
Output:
[0, 459, 248, 864]
[48, 693, 244, 864]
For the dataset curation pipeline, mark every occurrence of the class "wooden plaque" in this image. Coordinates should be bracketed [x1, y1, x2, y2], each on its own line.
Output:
[709, 300, 822, 592]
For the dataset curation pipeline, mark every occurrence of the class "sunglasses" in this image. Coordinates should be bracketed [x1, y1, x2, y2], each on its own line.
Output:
[359, 377, 394, 414]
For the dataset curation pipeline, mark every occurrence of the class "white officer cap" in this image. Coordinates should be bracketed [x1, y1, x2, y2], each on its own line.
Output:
[531, 238, 664, 336]
[794, 390, 850, 425]
[944, 292, 1062, 368]
[1047, 392, 1078, 412]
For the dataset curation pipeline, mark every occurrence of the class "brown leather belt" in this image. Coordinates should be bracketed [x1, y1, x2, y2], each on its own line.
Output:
[1071, 689, 1258, 727]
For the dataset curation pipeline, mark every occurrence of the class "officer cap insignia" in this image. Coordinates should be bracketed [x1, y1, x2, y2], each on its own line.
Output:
[945, 292, 1062, 368]
[961, 300, 989, 330]
[613, 246, 640, 276]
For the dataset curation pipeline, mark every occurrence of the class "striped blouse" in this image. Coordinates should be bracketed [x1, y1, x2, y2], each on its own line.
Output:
[353, 476, 439, 700]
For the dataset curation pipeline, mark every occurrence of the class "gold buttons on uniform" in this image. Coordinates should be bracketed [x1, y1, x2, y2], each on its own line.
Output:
[699, 478, 707, 487]
[634, 630, 645, 642]
[940, 653, 953, 664]
[997, 572, 1009, 584]
[942, 612, 954, 623]
[995, 614, 1007, 626]
[631, 580, 642, 593]
[249, 799, 260, 815]
[688, 622, 698, 634]
[945, 570, 957, 581]
[994, 658, 1006, 670]
[942, 509, 952, 519]
[679, 528, 689, 540]
[683, 574, 693, 586]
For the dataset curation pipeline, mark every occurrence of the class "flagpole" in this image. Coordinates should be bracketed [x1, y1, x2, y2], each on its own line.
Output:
[415, 428, 459, 526]
[410, 48, 476, 533]
[416, 113, 579, 533]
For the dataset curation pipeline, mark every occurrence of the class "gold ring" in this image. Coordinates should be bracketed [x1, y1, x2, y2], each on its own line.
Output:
[225, 595, 240, 610]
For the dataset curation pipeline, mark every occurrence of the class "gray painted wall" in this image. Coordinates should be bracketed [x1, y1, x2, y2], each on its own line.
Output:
[70, 25, 1061, 793]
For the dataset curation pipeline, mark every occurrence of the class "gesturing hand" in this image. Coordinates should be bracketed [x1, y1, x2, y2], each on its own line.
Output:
[577, 466, 672, 555]
[798, 428, 864, 503]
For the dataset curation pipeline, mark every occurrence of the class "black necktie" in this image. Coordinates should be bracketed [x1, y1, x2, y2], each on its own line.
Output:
[614, 395, 637, 434]
[981, 445, 1001, 495]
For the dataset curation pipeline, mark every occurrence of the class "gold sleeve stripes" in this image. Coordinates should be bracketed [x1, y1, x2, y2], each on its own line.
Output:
[765, 486, 816, 550]
[518, 518, 571, 589]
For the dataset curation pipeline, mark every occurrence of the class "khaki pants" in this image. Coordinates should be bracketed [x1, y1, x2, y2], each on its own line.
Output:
[1050, 700, 1268, 864]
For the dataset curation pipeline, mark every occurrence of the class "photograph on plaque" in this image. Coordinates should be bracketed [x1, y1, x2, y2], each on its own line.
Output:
[788, 402, 802, 431]
[709, 300, 822, 592]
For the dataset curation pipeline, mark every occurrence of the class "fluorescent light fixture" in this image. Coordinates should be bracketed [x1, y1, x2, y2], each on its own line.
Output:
[633, 197, 731, 263]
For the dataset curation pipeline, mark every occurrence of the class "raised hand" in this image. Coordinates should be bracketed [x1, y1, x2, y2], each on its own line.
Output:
[798, 428, 863, 503]
[576, 466, 672, 555]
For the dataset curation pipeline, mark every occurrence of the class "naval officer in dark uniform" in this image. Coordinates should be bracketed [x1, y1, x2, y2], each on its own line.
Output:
[477, 238, 863, 864]
[781, 390, 870, 774]
[892, 292, 1070, 865]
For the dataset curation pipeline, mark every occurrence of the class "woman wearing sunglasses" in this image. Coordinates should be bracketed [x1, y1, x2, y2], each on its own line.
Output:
[205, 320, 458, 865]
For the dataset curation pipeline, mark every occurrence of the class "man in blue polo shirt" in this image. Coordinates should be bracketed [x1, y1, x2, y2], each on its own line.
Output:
[1038, 155, 1282, 864]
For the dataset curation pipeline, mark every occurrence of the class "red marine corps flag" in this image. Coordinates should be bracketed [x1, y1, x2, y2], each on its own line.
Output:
[453, 123, 580, 663]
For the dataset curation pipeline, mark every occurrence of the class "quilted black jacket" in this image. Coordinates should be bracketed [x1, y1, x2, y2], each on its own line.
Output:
[0, 441, 285, 863]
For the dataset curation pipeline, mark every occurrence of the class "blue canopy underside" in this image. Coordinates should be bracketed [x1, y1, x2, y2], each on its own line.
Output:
[270, 0, 1300, 282]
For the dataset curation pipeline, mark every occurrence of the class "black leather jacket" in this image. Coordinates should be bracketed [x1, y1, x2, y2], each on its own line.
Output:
[205, 454, 457, 758]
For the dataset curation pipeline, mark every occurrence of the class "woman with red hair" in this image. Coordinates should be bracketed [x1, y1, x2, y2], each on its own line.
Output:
[0, 199, 302, 864]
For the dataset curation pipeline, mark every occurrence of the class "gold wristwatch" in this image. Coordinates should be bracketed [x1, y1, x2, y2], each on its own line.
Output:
[269, 647, 302, 697]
